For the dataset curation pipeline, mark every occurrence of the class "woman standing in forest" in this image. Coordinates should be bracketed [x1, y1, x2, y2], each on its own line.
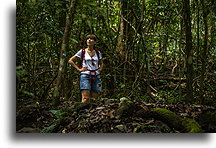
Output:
[68, 35, 104, 102]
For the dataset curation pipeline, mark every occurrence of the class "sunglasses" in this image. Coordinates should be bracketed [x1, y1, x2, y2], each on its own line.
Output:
[91, 58, 95, 66]
[87, 37, 96, 41]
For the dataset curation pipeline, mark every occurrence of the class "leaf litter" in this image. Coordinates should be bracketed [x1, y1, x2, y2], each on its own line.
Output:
[16, 100, 215, 133]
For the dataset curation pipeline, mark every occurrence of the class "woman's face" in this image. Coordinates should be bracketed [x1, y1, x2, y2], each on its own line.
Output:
[87, 38, 96, 46]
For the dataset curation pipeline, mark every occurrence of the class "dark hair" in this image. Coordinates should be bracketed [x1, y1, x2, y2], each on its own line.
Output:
[86, 34, 97, 41]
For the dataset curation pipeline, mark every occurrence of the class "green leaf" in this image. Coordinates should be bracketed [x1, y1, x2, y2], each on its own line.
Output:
[71, 38, 78, 43]
[41, 124, 56, 133]
[49, 110, 63, 119]
[120, 83, 125, 88]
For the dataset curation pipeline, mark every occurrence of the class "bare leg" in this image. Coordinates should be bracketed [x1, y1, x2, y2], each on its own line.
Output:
[90, 91, 99, 102]
[81, 90, 90, 102]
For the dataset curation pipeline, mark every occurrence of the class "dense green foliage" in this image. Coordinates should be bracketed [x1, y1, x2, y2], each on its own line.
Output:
[17, 0, 215, 106]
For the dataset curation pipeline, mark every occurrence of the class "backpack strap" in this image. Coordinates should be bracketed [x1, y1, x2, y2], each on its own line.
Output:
[95, 50, 100, 60]
[81, 48, 85, 61]
[79, 49, 85, 68]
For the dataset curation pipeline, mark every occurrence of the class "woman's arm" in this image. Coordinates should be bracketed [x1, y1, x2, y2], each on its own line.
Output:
[68, 56, 87, 72]
[98, 59, 104, 71]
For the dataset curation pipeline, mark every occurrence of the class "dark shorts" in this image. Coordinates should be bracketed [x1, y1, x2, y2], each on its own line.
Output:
[80, 74, 102, 93]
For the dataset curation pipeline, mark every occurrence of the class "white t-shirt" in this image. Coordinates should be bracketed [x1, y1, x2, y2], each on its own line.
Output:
[75, 49, 102, 75]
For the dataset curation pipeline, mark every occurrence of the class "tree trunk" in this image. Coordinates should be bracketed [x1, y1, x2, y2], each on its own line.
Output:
[116, 1, 128, 93]
[200, 0, 208, 103]
[183, 0, 194, 103]
[117, 1, 127, 61]
[195, 0, 200, 69]
[53, 0, 78, 105]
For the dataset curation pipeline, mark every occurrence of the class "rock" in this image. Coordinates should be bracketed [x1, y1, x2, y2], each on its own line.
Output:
[120, 97, 129, 102]
[115, 124, 125, 132]
[72, 102, 97, 112]
[117, 100, 136, 118]
[17, 127, 41, 133]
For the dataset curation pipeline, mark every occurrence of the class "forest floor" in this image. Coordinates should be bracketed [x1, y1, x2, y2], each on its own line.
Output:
[16, 98, 215, 133]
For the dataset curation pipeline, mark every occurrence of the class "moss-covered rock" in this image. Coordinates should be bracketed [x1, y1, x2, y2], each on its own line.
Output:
[150, 108, 202, 133]
[117, 99, 136, 118]
[182, 118, 202, 133]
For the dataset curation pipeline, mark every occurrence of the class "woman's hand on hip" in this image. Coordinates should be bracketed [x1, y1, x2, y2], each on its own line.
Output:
[79, 67, 87, 72]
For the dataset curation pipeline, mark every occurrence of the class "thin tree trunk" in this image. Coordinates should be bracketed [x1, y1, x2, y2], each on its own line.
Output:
[183, 0, 194, 103]
[117, 1, 126, 61]
[200, 0, 208, 103]
[53, 0, 78, 105]
[177, 0, 184, 101]
[195, 0, 200, 69]
[117, 1, 127, 93]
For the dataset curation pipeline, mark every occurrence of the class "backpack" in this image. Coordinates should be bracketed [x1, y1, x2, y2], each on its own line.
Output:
[78, 49, 100, 68]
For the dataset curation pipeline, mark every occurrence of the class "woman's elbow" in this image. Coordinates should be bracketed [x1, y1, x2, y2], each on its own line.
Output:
[68, 59, 73, 64]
